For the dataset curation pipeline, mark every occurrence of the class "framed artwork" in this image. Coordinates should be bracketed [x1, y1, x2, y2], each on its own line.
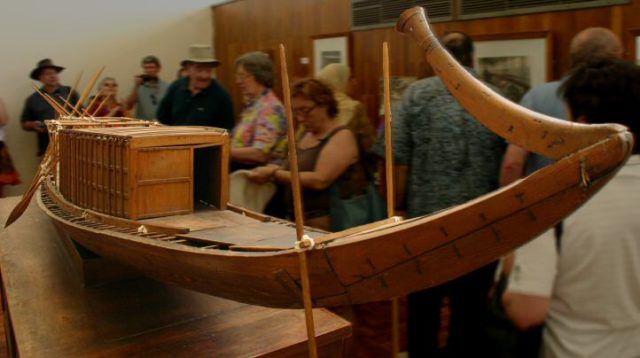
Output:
[625, 29, 640, 66]
[635, 35, 640, 65]
[312, 33, 351, 76]
[473, 32, 551, 103]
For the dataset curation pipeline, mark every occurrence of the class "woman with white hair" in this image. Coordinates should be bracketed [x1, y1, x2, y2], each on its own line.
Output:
[230, 51, 287, 171]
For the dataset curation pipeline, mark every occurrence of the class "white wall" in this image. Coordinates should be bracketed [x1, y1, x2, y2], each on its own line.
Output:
[0, 0, 226, 196]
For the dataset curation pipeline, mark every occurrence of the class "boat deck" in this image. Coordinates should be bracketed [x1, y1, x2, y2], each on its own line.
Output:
[140, 208, 326, 251]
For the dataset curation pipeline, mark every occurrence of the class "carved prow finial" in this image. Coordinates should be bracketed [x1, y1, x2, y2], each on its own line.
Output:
[396, 6, 629, 160]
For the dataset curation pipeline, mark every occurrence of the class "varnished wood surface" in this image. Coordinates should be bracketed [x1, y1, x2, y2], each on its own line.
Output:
[36, 123, 631, 308]
[0, 197, 350, 357]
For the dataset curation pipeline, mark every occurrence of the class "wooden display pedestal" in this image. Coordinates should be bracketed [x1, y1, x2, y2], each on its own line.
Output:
[55, 224, 141, 287]
[0, 197, 351, 357]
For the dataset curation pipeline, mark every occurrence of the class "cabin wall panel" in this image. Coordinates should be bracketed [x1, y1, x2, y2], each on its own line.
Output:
[213, 1, 640, 124]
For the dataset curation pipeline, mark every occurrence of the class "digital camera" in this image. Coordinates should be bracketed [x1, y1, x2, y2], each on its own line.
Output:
[138, 74, 157, 83]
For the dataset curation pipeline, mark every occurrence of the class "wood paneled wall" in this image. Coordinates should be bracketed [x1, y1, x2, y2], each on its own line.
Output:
[213, 0, 640, 123]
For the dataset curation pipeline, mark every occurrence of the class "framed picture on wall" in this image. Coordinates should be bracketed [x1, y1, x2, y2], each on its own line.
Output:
[473, 32, 551, 103]
[636, 35, 640, 65]
[312, 33, 352, 76]
[625, 29, 640, 66]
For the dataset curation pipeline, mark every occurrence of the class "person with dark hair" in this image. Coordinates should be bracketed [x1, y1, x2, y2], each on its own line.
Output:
[249, 78, 365, 231]
[21, 58, 79, 156]
[230, 51, 287, 170]
[376, 31, 505, 356]
[503, 58, 640, 357]
[441, 31, 474, 67]
[125, 55, 168, 120]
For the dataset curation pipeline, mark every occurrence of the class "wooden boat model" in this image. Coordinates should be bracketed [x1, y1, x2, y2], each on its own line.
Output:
[8, 6, 633, 309]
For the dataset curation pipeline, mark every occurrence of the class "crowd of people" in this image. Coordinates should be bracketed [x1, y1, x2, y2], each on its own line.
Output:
[8, 26, 640, 356]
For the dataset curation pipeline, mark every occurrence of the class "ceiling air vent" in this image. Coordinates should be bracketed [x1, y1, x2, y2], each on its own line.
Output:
[459, 0, 630, 19]
[352, 0, 452, 31]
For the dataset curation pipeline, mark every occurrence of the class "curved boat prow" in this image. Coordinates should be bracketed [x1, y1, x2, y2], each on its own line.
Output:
[396, 6, 630, 160]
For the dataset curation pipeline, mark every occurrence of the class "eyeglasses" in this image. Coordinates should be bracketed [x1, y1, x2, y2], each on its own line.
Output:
[235, 73, 251, 82]
[293, 104, 316, 116]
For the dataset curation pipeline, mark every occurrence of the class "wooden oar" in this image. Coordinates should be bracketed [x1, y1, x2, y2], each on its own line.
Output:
[4, 148, 56, 228]
[58, 96, 85, 117]
[85, 88, 105, 116]
[5, 85, 67, 227]
[75, 66, 105, 110]
[32, 85, 69, 116]
[62, 71, 83, 112]
[92, 93, 112, 117]
[383, 41, 401, 358]
[279, 43, 318, 358]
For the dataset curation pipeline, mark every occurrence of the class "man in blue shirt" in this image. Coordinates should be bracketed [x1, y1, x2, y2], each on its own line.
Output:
[500, 27, 622, 185]
[21, 59, 78, 156]
[157, 45, 234, 130]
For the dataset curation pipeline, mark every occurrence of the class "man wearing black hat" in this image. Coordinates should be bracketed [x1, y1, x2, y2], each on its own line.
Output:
[157, 45, 234, 130]
[21, 59, 78, 156]
[125, 55, 168, 120]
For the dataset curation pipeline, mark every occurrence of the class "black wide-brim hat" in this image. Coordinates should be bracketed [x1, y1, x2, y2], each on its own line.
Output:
[30, 58, 65, 80]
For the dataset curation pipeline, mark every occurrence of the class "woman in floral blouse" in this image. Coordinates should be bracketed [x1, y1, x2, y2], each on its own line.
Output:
[230, 52, 287, 171]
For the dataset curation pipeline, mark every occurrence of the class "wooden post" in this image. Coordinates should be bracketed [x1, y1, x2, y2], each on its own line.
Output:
[62, 71, 83, 112]
[279, 44, 318, 358]
[76, 66, 105, 110]
[383, 42, 400, 358]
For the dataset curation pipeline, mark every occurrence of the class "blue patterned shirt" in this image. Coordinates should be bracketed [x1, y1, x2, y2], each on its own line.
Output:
[376, 69, 505, 218]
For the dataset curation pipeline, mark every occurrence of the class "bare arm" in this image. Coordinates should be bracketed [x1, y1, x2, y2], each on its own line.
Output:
[500, 144, 529, 187]
[502, 292, 550, 331]
[230, 147, 268, 165]
[501, 229, 556, 331]
[125, 76, 143, 110]
[21, 121, 47, 133]
[274, 129, 359, 190]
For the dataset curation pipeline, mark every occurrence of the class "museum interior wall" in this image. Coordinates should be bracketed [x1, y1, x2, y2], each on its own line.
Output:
[213, 0, 640, 126]
[0, 0, 216, 196]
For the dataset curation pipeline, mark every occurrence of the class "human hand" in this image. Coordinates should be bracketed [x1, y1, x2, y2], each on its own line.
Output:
[34, 121, 47, 133]
[248, 165, 278, 184]
[134, 75, 143, 87]
[108, 106, 122, 117]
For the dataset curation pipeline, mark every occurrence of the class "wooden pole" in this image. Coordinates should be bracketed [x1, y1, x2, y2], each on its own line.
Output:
[84, 88, 105, 117]
[92, 93, 113, 117]
[76, 66, 105, 110]
[58, 96, 86, 117]
[383, 42, 400, 358]
[279, 43, 318, 358]
[62, 71, 83, 112]
[32, 85, 69, 116]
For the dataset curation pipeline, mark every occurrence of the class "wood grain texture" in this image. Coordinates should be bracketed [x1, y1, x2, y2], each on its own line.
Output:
[0, 197, 351, 357]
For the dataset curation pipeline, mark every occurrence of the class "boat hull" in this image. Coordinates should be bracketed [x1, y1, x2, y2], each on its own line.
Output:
[38, 130, 632, 308]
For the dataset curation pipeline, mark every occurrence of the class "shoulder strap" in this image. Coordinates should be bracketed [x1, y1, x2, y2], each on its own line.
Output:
[318, 125, 348, 143]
